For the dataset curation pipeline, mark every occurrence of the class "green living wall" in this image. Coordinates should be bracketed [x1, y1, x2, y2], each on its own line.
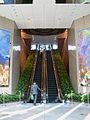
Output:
[0, 51, 35, 103]
[53, 50, 90, 102]
[53, 50, 74, 96]
[16, 51, 35, 95]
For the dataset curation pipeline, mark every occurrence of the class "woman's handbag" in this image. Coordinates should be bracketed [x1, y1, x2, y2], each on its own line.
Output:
[30, 93, 34, 100]
[27, 93, 34, 102]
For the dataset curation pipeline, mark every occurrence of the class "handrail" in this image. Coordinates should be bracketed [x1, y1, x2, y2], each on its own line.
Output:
[26, 50, 38, 100]
[41, 52, 48, 91]
[41, 52, 43, 92]
[45, 52, 48, 95]
[51, 51, 63, 100]
[41, 51, 48, 102]
[31, 50, 38, 83]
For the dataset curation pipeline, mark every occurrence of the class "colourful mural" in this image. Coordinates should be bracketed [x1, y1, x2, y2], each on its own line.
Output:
[78, 28, 90, 86]
[0, 29, 10, 86]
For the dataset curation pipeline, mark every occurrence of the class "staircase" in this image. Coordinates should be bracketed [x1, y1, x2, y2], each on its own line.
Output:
[33, 52, 42, 102]
[47, 51, 58, 103]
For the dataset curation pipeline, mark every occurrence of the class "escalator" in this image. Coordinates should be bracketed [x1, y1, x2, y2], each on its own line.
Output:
[47, 51, 58, 103]
[33, 51, 42, 102]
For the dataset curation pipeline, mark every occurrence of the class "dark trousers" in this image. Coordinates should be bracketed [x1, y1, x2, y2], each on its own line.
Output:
[33, 94, 37, 105]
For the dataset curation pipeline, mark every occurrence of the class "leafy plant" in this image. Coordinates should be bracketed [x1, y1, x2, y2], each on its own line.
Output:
[16, 51, 35, 96]
[0, 94, 19, 104]
[53, 51, 74, 96]
[53, 51, 90, 102]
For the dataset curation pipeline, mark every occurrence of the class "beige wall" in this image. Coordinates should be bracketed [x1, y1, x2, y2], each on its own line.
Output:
[0, 16, 21, 94]
[68, 14, 90, 93]
[20, 31, 32, 72]
[12, 24, 21, 93]
[68, 23, 78, 92]
[57, 30, 69, 73]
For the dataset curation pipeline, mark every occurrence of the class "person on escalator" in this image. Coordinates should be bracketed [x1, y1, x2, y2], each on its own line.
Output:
[31, 82, 41, 105]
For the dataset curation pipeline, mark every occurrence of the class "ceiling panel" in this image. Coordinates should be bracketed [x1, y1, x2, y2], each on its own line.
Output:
[0, 4, 90, 29]
[19, 5, 34, 20]
[0, 5, 12, 18]
[7, 5, 23, 20]
[16, 21, 27, 28]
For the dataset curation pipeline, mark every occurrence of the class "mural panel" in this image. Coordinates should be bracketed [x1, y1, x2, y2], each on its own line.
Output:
[78, 28, 90, 86]
[0, 29, 10, 86]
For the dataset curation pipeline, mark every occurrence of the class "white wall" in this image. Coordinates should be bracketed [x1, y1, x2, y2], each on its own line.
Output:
[0, 16, 21, 94]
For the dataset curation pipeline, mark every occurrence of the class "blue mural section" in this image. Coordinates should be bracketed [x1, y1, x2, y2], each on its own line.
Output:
[4, 0, 14, 4]
[0, 29, 10, 86]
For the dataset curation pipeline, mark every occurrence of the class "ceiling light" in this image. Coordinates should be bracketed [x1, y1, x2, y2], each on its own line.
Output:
[13, 9, 16, 11]
[27, 18, 31, 21]
[14, 12, 17, 14]
[15, 15, 18, 17]
[58, 18, 61, 20]
[11, 5, 15, 7]
[32, 35, 34, 41]
[54, 36, 56, 40]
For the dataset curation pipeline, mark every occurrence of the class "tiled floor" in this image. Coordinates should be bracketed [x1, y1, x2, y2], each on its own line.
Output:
[0, 101, 90, 120]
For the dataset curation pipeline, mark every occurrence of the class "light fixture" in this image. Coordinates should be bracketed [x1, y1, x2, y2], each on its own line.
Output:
[53, 44, 58, 50]
[68, 45, 76, 51]
[54, 36, 56, 41]
[32, 35, 34, 41]
[58, 18, 61, 20]
[13, 46, 21, 51]
[27, 18, 31, 21]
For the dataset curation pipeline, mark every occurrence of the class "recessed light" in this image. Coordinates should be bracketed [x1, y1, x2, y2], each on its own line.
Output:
[73, 8, 76, 10]
[15, 15, 18, 17]
[13, 9, 16, 12]
[14, 11, 17, 13]
[11, 5, 14, 7]
[58, 18, 61, 20]
[27, 18, 31, 21]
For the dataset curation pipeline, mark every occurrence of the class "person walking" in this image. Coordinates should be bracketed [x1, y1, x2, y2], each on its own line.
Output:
[31, 82, 41, 105]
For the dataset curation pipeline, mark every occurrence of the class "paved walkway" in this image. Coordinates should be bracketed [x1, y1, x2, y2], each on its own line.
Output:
[0, 102, 90, 120]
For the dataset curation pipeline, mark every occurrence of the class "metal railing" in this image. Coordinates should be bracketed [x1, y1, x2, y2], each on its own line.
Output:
[51, 51, 63, 101]
[41, 51, 48, 103]
[24, 50, 38, 102]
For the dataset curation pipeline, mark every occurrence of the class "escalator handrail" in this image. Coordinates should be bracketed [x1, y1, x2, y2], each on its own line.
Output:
[41, 51, 48, 96]
[51, 51, 63, 100]
[45, 53, 48, 95]
[31, 50, 38, 83]
[26, 50, 38, 100]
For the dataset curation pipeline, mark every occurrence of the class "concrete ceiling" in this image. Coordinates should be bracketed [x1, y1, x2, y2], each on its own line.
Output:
[0, 1, 90, 29]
